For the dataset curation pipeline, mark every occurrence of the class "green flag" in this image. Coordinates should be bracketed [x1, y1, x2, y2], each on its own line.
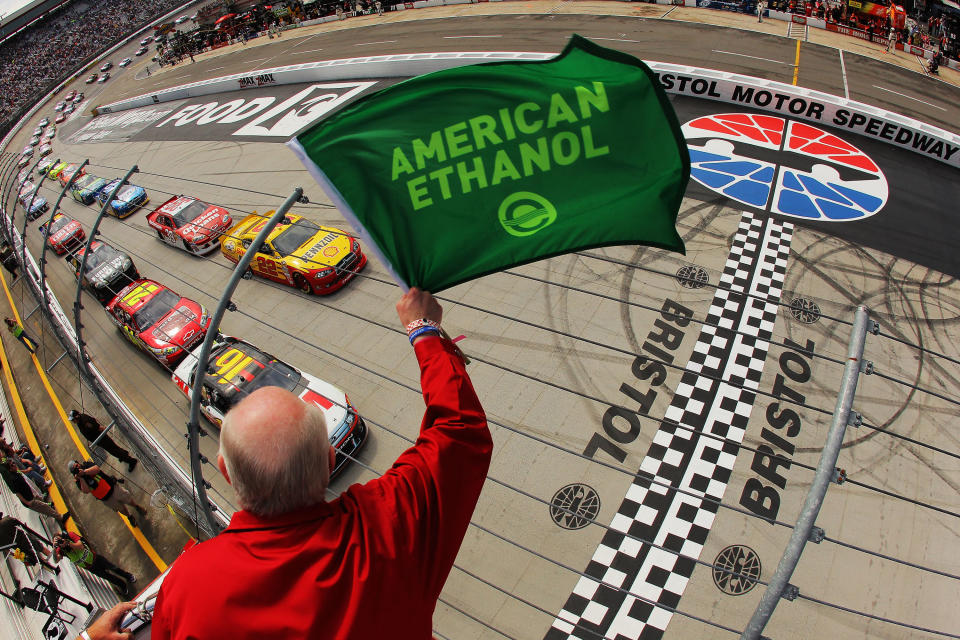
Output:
[288, 34, 688, 292]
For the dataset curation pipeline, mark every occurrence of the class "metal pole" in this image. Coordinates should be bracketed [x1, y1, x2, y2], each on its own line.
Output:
[0, 154, 19, 223]
[741, 306, 871, 640]
[39, 159, 86, 314]
[88, 420, 116, 448]
[0, 154, 25, 237]
[72, 165, 138, 368]
[186, 187, 303, 535]
[20, 157, 58, 276]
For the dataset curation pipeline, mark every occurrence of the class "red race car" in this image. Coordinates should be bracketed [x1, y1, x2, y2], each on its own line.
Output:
[146, 195, 233, 256]
[39, 211, 85, 256]
[106, 279, 211, 367]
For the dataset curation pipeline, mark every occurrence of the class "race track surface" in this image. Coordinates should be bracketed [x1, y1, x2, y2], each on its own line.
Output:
[6, 4, 959, 639]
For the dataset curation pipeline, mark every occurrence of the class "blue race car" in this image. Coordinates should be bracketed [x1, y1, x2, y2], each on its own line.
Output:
[71, 174, 110, 205]
[96, 179, 149, 218]
[20, 191, 49, 221]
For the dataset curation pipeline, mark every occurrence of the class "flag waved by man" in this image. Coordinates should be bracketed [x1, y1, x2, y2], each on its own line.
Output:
[289, 34, 689, 292]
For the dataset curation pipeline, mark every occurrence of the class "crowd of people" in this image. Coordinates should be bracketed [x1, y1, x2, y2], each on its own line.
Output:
[0, 0, 185, 135]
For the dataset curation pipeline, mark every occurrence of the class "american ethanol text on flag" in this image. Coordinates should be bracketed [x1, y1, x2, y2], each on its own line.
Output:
[390, 82, 611, 211]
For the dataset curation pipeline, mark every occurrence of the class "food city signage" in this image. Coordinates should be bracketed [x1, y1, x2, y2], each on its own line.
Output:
[152, 82, 376, 137]
[653, 70, 960, 168]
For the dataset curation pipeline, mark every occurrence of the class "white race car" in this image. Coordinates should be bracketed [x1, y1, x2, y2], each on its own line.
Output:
[119, 57, 132, 67]
[172, 335, 368, 477]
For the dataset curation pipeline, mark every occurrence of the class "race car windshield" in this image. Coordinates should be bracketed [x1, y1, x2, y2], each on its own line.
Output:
[48, 217, 70, 234]
[205, 344, 300, 407]
[76, 176, 98, 190]
[83, 244, 120, 271]
[132, 289, 180, 330]
[116, 186, 140, 202]
[171, 201, 209, 227]
[273, 219, 321, 257]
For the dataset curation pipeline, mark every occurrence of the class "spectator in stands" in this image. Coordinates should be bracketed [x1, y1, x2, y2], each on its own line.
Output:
[68, 410, 138, 472]
[0, 512, 58, 573]
[68, 459, 147, 527]
[151, 288, 491, 638]
[1, 439, 49, 488]
[0, 457, 69, 525]
[0, 0, 187, 128]
[52, 531, 136, 597]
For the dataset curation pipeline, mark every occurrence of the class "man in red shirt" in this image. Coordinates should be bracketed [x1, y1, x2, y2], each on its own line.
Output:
[152, 288, 491, 638]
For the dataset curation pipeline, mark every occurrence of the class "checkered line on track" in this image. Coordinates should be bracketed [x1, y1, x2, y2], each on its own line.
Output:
[546, 212, 793, 640]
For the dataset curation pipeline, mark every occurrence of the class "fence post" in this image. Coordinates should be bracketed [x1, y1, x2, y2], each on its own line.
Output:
[186, 188, 303, 535]
[741, 305, 872, 639]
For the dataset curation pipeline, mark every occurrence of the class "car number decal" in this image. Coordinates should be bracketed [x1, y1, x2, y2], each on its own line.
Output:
[213, 348, 264, 386]
[255, 255, 279, 277]
[122, 281, 159, 307]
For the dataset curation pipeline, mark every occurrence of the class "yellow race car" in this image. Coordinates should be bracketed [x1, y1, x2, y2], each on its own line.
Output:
[220, 213, 366, 295]
[47, 161, 69, 179]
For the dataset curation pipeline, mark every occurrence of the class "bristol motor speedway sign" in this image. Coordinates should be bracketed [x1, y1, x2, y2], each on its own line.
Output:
[653, 70, 960, 168]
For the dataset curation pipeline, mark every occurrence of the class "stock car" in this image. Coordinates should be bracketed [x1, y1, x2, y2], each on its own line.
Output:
[18, 186, 49, 221]
[140, 36, 152, 46]
[38, 117, 49, 127]
[72, 92, 84, 104]
[48, 161, 68, 179]
[66, 240, 140, 304]
[39, 211, 85, 255]
[33, 126, 43, 137]
[54, 101, 65, 111]
[55, 113, 66, 124]
[85, 74, 98, 84]
[45, 128, 55, 140]
[21, 145, 34, 157]
[171, 334, 367, 476]
[36, 159, 54, 175]
[28, 136, 40, 146]
[58, 163, 85, 186]
[17, 155, 30, 168]
[38, 144, 52, 158]
[63, 103, 75, 115]
[96, 179, 148, 218]
[97, 73, 110, 84]
[147, 196, 233, 255]
[65, 90, 76, 101]
[106, 279, 211, 366]
[71, 174, 109, 205]
[135, 47, 148, 56]
[174, 15, 189, 24]
[100, 62, 112, 72]
[220, 213, 366, 295]
[119, 58, 132, 68]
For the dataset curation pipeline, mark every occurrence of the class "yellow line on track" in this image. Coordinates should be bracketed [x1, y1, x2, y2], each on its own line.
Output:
[793, 39, 801, 85]
[0, 270, 167, 571]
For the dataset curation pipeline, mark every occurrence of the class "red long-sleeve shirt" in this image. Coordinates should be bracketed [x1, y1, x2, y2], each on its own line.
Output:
[152, 337, 490, 639]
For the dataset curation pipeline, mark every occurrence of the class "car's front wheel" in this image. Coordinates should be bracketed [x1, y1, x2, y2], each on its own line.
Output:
[293, 273, 312, 295]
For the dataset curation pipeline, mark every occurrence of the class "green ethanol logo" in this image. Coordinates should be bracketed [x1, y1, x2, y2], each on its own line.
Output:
[498, 192, 557, 236]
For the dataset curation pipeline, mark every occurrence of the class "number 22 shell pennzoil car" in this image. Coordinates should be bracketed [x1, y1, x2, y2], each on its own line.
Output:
[39, 211, 85, 255]
[106, 279, 211, 366]
[96, 179, 149, 218]
[146, 195, 233, 255]
[171, 334, 367, 478]
[220, 213, 366, 295]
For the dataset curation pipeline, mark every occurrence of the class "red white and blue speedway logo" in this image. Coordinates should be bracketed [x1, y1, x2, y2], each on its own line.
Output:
[682, 113, 888, 221]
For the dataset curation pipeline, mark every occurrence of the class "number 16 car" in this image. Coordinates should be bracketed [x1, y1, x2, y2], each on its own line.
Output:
[220, 213, 366, 295]
[172, 335, 367, 477]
